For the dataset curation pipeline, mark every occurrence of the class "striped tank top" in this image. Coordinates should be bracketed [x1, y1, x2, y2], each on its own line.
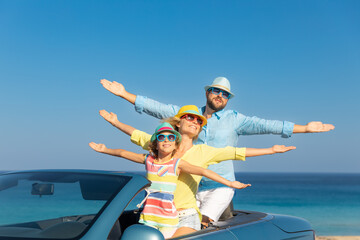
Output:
[139, 154, 181, 228]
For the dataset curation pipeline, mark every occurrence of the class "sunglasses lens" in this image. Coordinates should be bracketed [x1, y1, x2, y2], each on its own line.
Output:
[222, 92, 230, 98]
[186, 115, 195, 121]
[157, 134, 176, 142]
[168, 134, 176, 141]
[157, 134, 165, 141]
[188, 115, 202, 125]
[211, 88, 230, 99]
[212, 88, 221, 94]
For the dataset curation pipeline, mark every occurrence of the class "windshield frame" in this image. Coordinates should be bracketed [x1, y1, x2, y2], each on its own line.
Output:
[0, 171, 132, 240]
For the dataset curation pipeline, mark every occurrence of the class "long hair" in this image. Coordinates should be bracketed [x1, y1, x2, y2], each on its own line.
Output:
[162, 116, 181, 132]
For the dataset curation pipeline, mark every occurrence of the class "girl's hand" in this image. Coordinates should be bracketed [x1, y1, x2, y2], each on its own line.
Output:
[272, 145, 296, 153]
[230, 181, 251, 189]
[99, 110, 118, 125]
[89, 142, 107, 153]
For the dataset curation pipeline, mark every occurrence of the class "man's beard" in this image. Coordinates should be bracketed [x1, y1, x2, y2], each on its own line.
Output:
[207, 97, 226, 112]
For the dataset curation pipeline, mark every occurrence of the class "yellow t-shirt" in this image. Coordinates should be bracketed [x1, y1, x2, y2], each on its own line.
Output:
[130, 130, 246, 217]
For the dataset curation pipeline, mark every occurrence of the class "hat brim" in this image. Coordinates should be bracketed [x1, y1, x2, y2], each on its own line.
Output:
[174, 110, 207, 127]
[204, 85, 235, 99]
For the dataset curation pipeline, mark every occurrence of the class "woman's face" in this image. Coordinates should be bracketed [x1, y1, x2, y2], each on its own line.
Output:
[177, 114, 202, 138]
[156, 131, 177, 155]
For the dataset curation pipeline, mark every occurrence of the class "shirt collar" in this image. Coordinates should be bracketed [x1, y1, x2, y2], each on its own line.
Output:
[201, 106, 225, 120]
[214, 108, 225, 119]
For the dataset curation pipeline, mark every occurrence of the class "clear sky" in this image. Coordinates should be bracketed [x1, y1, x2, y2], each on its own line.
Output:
[1, 0, 359, 173]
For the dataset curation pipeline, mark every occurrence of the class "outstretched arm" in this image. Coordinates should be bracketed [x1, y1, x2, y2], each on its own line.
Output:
[178, 160, 251, 189]
[101, 79, 180, 119]
[100, 79, 137, 104]
[245, 145, 296, 157]
[89, 142, 145, 164]
[99, 109, 152, 150]
[293, 122, 335, 133]
[235, 114, 334, 138]
[99, 110, 135, 136]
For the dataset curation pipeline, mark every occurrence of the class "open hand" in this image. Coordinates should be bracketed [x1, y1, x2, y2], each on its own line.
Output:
[231, 181, 251, 189]
[99, 110, 118, 125]
[306, 121, 335, 133]
[100, 79, 126, 97]
[272, 145, 296, 153]
[89, 142, 106, 153]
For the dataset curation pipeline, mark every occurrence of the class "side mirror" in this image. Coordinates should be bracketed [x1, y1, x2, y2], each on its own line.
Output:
[31, 183, 54, 197]
[121, 224, 165, 240]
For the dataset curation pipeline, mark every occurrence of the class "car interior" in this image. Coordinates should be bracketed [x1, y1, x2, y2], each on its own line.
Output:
[107, 202, 267, 240]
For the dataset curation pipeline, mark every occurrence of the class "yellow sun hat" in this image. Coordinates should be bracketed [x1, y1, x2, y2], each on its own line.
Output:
[174, 105, 207, 127]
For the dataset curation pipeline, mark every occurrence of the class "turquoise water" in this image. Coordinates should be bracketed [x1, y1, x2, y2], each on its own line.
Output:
[1, 172, 358, 236]
[232, 172, 360, 236]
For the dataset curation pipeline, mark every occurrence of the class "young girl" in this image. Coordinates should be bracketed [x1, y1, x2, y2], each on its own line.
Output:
[89, 122, 251, 238]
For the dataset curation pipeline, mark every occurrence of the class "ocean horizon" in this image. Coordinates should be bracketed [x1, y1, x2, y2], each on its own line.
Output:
[1, 171, 359, 236]
[232, 172, 360, 236]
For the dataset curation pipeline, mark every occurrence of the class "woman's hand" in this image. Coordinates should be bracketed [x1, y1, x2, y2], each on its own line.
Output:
[230, 181, 251, 189]
[99, 110, 118, 125]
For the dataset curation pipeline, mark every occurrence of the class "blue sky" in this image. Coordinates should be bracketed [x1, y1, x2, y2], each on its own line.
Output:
[0, 0, 359, 173]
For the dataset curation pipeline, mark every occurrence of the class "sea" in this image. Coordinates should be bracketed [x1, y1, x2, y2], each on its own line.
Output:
[232, 172, 360, 236]
[1, 171, 359, 236]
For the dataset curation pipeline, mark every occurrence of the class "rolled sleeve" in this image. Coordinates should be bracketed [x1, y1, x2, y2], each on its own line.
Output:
[133, 95, 179, 119]
[134, 95, 146, 114]
[282, 121, 295, 138]
[236, 113, 294, 139]
[235, 147, 246, 161]
[130, 130, 151, 150]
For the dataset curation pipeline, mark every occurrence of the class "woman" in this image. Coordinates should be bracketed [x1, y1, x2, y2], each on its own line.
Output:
[98, 105, 295, 237]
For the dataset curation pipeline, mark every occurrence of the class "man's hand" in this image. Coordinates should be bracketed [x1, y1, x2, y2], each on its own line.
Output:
[305, 121, 335, 133]
[231, 181, 251, 189]
[272, 145, 296, 153]
[89, 142, 106, 153]
[99, 110, 118, 125]
[100, 79, 126, 97]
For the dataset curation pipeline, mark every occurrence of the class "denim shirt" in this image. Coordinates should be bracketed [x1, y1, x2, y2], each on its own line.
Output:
[135, 95, 295, 191]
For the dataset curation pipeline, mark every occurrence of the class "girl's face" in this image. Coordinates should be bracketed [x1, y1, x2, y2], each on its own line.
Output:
[156, 131, 177, 155]
[177, 114, 201, 138]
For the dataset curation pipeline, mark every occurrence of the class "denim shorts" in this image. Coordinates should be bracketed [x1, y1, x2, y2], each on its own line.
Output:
[178, 208, 201, 230]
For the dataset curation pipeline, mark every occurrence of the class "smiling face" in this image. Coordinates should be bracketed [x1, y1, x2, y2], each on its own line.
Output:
[156, 131, 177, 156]
[177, 114, 202, 139]
[206, 89, 229, 112]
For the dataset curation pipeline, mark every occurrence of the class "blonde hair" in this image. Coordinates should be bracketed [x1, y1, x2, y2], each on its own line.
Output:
[162, 116, 202, 141]
[162, 117, 181, 131]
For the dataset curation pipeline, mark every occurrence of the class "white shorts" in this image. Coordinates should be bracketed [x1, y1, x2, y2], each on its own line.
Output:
[196, 187, 234, 222]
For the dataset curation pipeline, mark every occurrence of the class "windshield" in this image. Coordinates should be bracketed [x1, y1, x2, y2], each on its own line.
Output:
[0, 172, 131, 239]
